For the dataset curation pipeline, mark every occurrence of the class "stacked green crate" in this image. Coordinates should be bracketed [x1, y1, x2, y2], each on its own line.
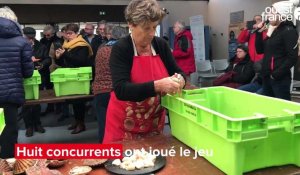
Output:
[23, 70, 41, 99]
[50, 67, 92, 96]
[162, 87, 300, 175]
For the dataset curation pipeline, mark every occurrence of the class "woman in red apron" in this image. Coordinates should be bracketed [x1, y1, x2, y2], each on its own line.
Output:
[103, 0, 186, 143]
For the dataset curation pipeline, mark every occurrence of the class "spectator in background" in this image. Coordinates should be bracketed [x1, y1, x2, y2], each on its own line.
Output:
[255, 1, 299, 100]
[213, 45, 255, 88]
[228, 31, 238, 59]
[238, 59, 263, 94]
[49, 26, 70, 122]
[83, 23, 103, 61]
[49, 26, 66, 73]
[172, 20, 196, 80]
[40, 25, 63, 55]
[92, 25, 127, 143]
[55, 23, 93, 134]
[22, 27, 50, 137]
[0, 6, 34, 158]
[237, 15, 267, 62]
[40, 25, 63, 115]
[97, 20, 108, 43]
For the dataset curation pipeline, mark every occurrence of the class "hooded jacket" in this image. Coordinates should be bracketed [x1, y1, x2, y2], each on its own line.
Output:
[0, 17, 34, 104]
[173, 29, 196, 76]
[256, 21, 298, 80]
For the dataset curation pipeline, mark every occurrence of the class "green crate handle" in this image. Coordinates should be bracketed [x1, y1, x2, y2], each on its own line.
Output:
[182, 89, 206, 96]
[66, 77, 78, 81]
[265, 115, 295, 132]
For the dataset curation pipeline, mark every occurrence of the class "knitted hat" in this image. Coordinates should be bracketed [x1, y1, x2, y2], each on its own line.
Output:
[23, 27, 36, 39]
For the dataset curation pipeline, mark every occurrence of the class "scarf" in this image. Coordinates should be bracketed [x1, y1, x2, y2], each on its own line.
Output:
[63, 35, 93, 57]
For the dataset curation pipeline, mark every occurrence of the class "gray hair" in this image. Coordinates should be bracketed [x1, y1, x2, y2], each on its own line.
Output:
[111, 26, 127, 39]
[98, 20, 107, 26]
[0, 6, 18, 22]
[43, 25, 55, 34]
[175, 20, 185, 30]
[125, 0, 167, 26]
[105, 23, 114, 36]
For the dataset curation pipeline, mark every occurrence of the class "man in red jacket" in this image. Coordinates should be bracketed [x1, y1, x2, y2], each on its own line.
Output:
[237, 15, 267, 62]
[173, 21, 196, 79]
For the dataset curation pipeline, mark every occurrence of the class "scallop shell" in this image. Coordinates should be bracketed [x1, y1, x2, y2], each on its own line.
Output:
[5, 158, 16, 169]
[47, 159, 67, 168]
[83, 159, 107, 167]
[69, 166, 92, 175]
[13, 159, 36, 174]
[2, 171, 13, 175]
[0, 159, 12, 173]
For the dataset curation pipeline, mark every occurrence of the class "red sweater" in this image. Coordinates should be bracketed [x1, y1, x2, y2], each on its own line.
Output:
[237, 29, 267, 62]
[173, 30, 196, 75]
[92, 46, 113, 95]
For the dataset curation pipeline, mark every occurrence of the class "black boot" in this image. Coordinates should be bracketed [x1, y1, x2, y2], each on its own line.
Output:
[35, 125, 45, 133]
[71, 121, 86, 134]
[26, 127, 34, 137]
[68, 121, 78, 130]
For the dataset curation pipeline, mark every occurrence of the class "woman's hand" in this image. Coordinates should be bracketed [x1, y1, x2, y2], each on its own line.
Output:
[55, 48, 65, 59]
[31, 56, 40, 62]
[171, 73, 185, 89]
[154, 77, 181, 95]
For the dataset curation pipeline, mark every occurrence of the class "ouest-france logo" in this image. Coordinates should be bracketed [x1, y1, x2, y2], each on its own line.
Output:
[262, 6, 300, 22]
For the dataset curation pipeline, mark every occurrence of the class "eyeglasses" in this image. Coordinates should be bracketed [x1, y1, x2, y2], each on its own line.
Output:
[44, 34, 52, 37]
[85, 28, 93, 30]
[98, 28, 105, 31]
[65, 32, 75, 35]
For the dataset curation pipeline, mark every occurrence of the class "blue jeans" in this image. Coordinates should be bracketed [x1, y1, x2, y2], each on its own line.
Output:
[262, 77, 291, 100]
[238, 82, 263, 94]
[93, 92, 110, 143]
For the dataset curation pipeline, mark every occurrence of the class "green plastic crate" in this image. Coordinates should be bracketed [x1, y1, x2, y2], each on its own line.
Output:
[162, 87, 300, 175]
[23, 70, 41, 100]
[50, 67, 92, 96]
[0, 108, 5, 135]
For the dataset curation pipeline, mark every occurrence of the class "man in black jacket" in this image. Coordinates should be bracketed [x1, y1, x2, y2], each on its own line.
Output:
[255, 1, 299, 100]
[22, 27, 51, 137]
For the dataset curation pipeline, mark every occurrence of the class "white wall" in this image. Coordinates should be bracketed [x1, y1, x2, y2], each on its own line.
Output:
[207, 0, 275, 59]
[159, 1, 208, 25]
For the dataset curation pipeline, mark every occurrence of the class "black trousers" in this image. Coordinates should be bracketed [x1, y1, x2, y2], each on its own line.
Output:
[0, 103, 19, 158]
[70, 100, 86, 122]
[262, 76, 291, 101]
[22, 105, 42, 128]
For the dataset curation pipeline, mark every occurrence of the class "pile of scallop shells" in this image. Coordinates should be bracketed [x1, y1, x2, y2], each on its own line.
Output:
[0, 159, 12, 173]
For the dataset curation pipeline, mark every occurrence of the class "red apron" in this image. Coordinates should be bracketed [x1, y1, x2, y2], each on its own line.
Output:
[103, 42, 169, 143]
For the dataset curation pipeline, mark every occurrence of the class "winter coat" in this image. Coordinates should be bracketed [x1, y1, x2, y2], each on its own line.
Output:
[256, 21, 298, 80]
[173, 29, 196, 76]
[225, 54, 255, 84]
[238, 29, 267, 62]
[0, 17, 34, 105]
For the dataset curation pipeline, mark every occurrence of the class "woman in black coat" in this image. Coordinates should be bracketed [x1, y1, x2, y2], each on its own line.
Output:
[213, 45, 255, 88]
[55, 23, 93, 134]
[255, 2, 299, 100]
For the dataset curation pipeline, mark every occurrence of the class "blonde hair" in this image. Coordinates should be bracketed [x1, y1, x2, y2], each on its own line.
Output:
[0, 6, 18, 22]
[125, 0, 166, 26]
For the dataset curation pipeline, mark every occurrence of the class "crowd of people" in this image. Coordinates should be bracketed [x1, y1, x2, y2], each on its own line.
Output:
[0, 0, 299, 159]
